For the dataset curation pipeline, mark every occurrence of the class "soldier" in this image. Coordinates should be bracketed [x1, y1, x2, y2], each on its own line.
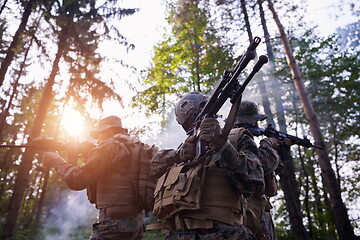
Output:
[229, 101, 290, 240]
[41, 115, 158, 240]
[149, 92, 264, 239]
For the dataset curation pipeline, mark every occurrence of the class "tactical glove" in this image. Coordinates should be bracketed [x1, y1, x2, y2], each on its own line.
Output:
[282, 137, 293, 147]
[260, 137, 281, 150]
[42, 151, 65, 169]
[179, 136, 196, 162]
[199, 117, 222, 150]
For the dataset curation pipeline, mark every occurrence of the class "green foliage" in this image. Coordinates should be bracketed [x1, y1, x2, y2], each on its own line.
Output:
[133, 0, 234, 119]
[0, 0, 140, 238]
[10, 227, 41, 240]
[291, 29, 360, 135]
[280, 26, 360, 238]
[0, 0, 359, 238]
[143, 230, 164, 240]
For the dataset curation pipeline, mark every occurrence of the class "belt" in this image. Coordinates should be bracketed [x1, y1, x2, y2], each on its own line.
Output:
[99, 207, 138, 221]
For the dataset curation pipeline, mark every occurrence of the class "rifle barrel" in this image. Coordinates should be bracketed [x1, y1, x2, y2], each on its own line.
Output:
[230, 55, 268, 104]
[0, 144, 29, 148]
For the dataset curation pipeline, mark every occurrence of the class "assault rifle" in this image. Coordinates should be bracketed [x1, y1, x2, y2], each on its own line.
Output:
[0, 137, 95, 154]
[237, 123, 323, 150]
[190, 37, 269, 159]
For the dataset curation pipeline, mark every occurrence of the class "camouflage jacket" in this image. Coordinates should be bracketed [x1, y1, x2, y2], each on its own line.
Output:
[51, 134, 131, 190]
[258, 138, 281, 176]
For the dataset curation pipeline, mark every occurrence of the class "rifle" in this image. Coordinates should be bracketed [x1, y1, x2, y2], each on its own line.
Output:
[237, 123, 324, 150]
[191, 37, 268, 159]
[0, 137, 95, 153]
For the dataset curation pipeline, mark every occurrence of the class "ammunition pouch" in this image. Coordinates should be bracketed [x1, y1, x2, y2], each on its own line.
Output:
[153, 164, 204, 221]
[246, 194, 267, 240]
[153, 162, 245, 230]
[264, 172, 277, 197]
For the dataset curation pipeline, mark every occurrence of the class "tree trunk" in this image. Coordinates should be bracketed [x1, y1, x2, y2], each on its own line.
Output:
[308, 156, 326, 231]
[0, 82, 18, 142]
[0, 0, 9, 15]
[266, 0, 355, 239]
[35, 169, 49, 224]
[36, 99, 66, 223]
[257, 0, 309, 237]
[278, 146, 310, 239]
[0, 36, 33, 141]
[2, 29, 68, 239]
[0, 0, 35, 87]
[298, 145, 313, 238]
[257, 0, 287, 132]
[240, 0, 276, 127]
[331, 119, 341, 191]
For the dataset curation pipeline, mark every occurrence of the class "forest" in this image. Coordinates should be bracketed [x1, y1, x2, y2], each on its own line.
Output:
[0, 0, 359, 239]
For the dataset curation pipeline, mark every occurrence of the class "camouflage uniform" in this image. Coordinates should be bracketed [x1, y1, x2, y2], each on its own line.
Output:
[231, 101, 282, 240]
[149, 93, 263, 239]
[230, 129, 280, 240]
[256, 138, 281, 240]
[43, 116, 157, 240]
[164, 223, 256, 240]
[90, 210, 143, 240]
[150, 141, 262, 240]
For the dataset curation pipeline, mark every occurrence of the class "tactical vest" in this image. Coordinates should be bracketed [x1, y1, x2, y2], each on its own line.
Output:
[153, 154, 246, 230]
[87, 134, 158, 218]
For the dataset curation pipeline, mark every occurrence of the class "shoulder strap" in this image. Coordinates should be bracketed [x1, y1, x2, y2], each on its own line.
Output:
[228, 127, 248, 149]
[216, 97, 242, 150]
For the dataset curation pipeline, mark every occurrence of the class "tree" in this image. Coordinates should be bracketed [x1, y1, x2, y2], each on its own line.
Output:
[266, 0, 356, 239]
[214, 1, 309, 237]
[2, 0, 136, 237]
[292, 26, 360, 233]
[0, 0, 36, 87]
[133, 0, 234, 120]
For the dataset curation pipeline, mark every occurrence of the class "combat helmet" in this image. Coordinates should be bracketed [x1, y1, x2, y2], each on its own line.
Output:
[234, 101, 267, 125]
[175, 92, 208, 132]
[89, 115, 126, 139]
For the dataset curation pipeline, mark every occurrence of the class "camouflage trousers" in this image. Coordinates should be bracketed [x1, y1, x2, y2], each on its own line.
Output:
[164, 223, 258, 240]
[261, 211, 276, 240]
[89, 210, 144, 240]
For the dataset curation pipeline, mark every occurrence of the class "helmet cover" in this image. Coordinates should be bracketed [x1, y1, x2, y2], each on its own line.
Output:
[175, 92, 208, 131]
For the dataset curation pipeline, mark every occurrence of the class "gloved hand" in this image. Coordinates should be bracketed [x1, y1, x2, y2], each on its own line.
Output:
[260, 137, 281, 150]
[282, 137, 293, 147]
[42, 151, 64, 169]
[199, 117, 222, 150]
[179, 136, 196, 162]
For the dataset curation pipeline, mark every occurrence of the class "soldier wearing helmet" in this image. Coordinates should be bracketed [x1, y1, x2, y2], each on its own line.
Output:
[175, 91, 208, 132]
[229, 101, 290, 240]
[149, 92, 263, 239]
[42, 115, 158, 240]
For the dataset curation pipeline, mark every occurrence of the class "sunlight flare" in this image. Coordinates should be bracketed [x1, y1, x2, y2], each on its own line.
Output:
[60, 107, 84, 137]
